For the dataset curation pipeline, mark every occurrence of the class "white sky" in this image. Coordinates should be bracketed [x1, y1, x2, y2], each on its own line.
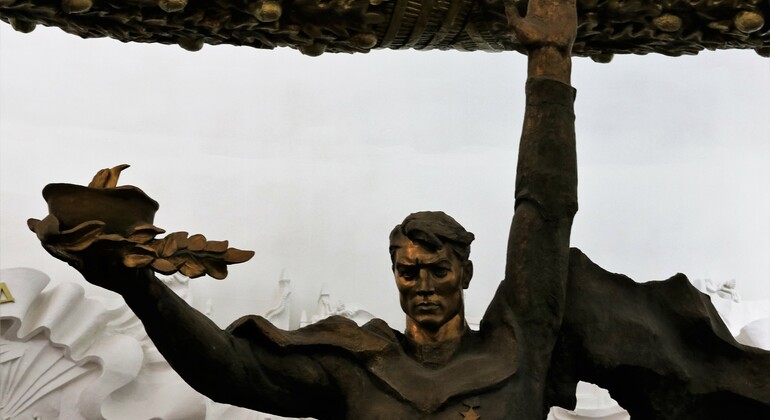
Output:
[1, 24, 768, 328]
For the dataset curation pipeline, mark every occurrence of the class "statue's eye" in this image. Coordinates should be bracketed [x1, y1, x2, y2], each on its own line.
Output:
[432, 267, 449, 278]
[399, 267, 417, 280]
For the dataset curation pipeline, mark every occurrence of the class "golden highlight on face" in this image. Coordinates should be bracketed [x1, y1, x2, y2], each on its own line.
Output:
[392, 239, 472, 332]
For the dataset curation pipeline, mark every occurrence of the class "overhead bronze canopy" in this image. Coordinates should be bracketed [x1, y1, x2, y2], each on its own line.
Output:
[1, 0, 767, 58]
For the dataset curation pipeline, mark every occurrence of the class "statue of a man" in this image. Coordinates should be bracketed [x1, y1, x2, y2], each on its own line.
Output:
[35, 0, 770, 418]
[67, 1, 577, 417]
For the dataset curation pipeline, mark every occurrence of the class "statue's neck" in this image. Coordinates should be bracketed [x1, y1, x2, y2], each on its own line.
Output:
[403, 314, 467, 367]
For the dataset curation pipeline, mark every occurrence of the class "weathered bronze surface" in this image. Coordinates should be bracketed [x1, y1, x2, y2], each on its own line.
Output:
[553, 250, 770, 419]
[23, 0, 770, 418]
[28, 165, 255, 280]
[1, 0, 768, 58]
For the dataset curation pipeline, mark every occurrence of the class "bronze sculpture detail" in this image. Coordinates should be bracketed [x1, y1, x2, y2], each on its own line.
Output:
[20, 0, 770, 418]
[1, 0, 768, 58]
[28, 164, 254, 280]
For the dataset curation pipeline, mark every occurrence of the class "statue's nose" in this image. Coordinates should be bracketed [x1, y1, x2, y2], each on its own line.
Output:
[416, 270, 435, 295]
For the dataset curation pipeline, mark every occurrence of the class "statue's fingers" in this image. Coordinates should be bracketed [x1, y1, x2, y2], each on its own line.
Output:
[555, 0, 578, 14]
[503, 0, 523, 25]
[527, 0, 576, 16]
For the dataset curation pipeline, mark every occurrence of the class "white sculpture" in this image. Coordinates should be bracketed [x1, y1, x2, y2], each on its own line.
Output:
[716, 279, 741, 303]
[263, 271, 292, 330]
[302, 285, 375, 327]
[0, 268, 143, 419]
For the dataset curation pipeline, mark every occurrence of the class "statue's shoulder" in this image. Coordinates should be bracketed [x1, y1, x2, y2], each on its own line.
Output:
[228, 314, 520, 413]
[227, 314, 398, 355]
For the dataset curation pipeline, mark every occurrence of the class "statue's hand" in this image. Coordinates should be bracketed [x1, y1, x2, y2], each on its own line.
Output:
[30, 165, 254, 292]
[504, 0, 577, 54]
[27, 217, 151, 295]
[74, 246, 153, 295]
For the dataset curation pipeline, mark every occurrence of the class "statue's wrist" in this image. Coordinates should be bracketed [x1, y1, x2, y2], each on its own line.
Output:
[527, 46, 572, 85]
[113, 267, 155, 298]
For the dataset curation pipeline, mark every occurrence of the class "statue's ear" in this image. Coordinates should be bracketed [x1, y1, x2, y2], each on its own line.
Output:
[462, 261, 473, 289]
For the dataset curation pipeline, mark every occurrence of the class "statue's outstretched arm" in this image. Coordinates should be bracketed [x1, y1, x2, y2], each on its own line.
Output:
[89, 264, 339, 417]
[27, 167, 340, 417]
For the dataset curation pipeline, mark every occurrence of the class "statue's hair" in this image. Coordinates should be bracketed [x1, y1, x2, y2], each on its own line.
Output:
[389, 211, 475, 267]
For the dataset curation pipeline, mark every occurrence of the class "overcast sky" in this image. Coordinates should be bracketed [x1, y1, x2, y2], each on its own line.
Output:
[1, 24, 768, 328]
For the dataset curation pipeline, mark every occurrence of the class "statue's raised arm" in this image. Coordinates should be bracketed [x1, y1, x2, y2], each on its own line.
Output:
[482, 0, 579, 412]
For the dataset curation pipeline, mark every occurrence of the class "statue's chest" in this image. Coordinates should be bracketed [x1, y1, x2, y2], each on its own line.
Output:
[343, 378, 530, 419]
[324, 350, 535, 419]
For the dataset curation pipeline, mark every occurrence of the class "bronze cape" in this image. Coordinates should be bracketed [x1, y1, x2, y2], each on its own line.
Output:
[223, 248, 770, 419]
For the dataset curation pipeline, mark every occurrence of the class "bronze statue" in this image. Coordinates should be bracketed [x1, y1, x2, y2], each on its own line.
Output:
[24, 0, 770, 418]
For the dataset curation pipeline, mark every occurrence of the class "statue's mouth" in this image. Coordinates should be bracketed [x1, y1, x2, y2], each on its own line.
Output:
[416, 302, 440, 310]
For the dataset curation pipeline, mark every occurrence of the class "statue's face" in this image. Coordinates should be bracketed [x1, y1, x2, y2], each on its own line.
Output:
[393, 239, 471, 331]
